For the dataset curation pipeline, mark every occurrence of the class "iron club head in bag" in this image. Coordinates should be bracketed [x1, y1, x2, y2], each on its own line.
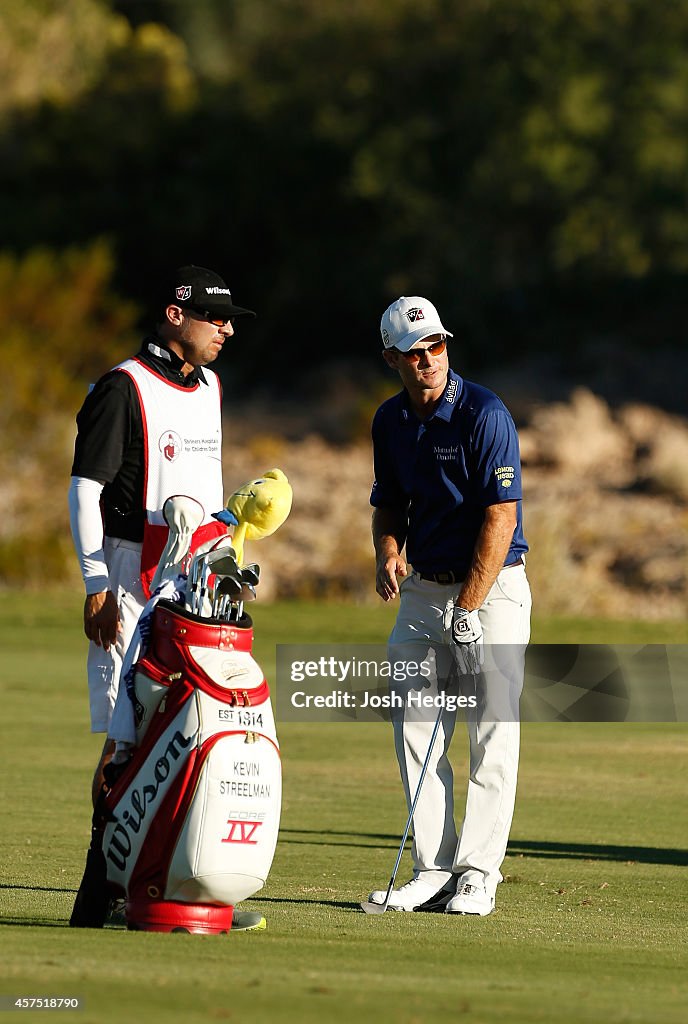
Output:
[211, 575, 243, 619]
[240, 564, 260, 587]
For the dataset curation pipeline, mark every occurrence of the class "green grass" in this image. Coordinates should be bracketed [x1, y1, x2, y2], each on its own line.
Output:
[0, 591, 687, 1024]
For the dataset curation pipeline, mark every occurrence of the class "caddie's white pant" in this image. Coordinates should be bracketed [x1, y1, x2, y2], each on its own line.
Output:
[86, 538, 146, 733]
[388, 564, 531, 898]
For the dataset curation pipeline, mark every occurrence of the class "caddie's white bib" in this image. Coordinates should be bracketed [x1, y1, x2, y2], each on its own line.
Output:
[117, 358, 223, 527]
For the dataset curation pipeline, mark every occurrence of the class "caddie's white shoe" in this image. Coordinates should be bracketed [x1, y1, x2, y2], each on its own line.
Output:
[369, 873, 455, 912]
[445, 880, 494, 916]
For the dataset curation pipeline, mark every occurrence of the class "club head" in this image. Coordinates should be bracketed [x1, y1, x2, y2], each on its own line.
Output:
[214, 575, 243, 599]
[162, 495, 205, 534]
[241, 564, 260, 586]
[359, 900, 389, 915]
[208, 553, 240, 577]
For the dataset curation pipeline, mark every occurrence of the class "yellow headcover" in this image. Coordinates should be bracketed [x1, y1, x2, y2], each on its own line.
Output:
[226, 468, 293, 564]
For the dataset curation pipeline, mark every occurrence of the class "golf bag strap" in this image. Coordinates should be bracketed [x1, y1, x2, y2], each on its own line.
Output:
[140, 520, 228, 599]
[104, 678, 195, 811]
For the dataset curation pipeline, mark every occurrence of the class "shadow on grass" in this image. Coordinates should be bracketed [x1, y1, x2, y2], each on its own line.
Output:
[279, 829, 688, 866]
[251, 896, 361, 911]
[507, 839, 688, 866]
[0, 919, 69, 928]
[0, 884, 77, 893]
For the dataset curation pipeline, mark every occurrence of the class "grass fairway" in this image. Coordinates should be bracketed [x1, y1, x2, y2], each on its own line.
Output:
[0, 592, 686, 1024]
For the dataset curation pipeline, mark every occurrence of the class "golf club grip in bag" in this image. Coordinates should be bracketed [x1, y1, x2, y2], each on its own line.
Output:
[103, 599, 281, 931]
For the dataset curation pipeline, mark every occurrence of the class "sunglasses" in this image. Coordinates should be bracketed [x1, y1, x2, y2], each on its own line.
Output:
[186, 307, 235, 327]
[396, 337, 447, 361]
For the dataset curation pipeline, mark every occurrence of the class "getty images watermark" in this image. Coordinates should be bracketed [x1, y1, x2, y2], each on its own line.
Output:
[276, 644, 688, 723]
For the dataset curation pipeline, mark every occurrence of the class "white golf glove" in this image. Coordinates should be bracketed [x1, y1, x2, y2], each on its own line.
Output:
[450, 606, 484, 676]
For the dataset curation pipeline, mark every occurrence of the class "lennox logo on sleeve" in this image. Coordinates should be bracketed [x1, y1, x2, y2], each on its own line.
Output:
[495, 466, 515, 487]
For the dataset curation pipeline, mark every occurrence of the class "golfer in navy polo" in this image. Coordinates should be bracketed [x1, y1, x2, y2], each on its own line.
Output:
[368, 296, 532, 916]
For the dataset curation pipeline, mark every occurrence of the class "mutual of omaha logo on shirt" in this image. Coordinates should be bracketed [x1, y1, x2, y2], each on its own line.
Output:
[434, 444, 459, 461]
[495, 465, 515, 488]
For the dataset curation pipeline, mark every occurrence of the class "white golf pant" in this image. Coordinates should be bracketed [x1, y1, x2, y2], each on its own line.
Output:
[86, 538, 146, 732]
[388, 564, 531, 898]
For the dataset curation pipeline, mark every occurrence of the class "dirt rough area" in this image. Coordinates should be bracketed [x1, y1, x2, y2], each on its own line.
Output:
[222, 389, 687, 619]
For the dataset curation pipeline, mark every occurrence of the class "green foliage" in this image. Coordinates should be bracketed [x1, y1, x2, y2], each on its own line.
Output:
[0, 241, 138, 578]
[1, 0, 688, 385]
[0, 0, 122, 116]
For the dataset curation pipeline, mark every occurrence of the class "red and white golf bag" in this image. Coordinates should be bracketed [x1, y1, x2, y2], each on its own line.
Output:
[102, 600, 281, 933]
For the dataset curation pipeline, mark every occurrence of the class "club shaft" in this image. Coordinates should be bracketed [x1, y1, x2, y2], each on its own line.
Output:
[381, 702, 446, 906]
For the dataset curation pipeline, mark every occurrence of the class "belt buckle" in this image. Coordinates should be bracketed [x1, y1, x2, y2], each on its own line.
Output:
[435, 571, 456, 585]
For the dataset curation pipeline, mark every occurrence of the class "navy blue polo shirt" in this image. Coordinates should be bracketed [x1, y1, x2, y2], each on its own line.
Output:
[370, 370, 528, 575]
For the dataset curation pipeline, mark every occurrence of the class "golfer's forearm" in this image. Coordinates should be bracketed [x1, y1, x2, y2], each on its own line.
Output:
[458, 502, 517, 611]
[372, 507, 407, 561]
[69, 476, 110, 594]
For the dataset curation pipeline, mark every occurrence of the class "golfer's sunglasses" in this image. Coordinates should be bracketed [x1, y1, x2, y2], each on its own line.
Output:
[186, 307, 236, 327]
[395, 337, 447, 361]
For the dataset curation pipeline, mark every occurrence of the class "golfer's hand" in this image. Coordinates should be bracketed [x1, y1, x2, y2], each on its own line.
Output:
[84, 590, 120, 651]
[376, 555, 407, 601]
[450, 606, 484, 675]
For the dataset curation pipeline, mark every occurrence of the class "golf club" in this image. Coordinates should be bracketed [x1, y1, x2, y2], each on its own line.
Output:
[150, 495, 205, 593]
[188, 534, 235, 613]
[360, 700, 446, 915]
[240, 564, 260, 587]
[211, 575, 242, 619]
[198, 548, 240, 617]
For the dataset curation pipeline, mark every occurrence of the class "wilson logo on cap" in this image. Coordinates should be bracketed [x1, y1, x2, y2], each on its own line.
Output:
[405, 307, 425, 322]
[176, 285, 192, 300]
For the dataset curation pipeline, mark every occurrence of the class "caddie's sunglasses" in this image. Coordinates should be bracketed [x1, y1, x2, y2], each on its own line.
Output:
[396, 337, 447, 361]
[186, 307, 235, 327]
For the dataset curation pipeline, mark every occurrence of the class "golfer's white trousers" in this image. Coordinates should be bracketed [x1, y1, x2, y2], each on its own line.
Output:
[388, 564, 531, 898]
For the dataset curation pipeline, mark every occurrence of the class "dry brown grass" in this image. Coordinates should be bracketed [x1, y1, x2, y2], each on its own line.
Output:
[3, 390, 687, 619]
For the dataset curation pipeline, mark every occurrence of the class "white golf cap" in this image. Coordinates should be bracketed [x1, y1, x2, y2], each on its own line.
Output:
[380, 296, 453, 352]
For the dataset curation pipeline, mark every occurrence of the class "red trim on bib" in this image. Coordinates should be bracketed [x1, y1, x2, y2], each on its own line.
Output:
[129, 357, 202, 393]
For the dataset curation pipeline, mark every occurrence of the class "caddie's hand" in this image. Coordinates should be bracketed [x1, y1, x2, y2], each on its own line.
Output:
[84, 590, 120, 651]
[450, 606, 484, 675]
[376, 555, 407, 601]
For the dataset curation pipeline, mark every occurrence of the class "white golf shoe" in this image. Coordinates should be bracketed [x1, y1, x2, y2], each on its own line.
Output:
[445, 880, 495, 916]
[368, 873, 455, 912]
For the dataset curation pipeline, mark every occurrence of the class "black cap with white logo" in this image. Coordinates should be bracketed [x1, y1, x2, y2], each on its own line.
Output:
[171, 265, 256, 319]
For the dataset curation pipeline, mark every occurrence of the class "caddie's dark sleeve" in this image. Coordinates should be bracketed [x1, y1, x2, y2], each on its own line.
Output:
[71, 371, 140, 483]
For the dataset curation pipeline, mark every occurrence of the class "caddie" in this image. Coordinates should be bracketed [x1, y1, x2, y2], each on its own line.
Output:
[368, 295, 531, 916]
[69, 265, 255, 806]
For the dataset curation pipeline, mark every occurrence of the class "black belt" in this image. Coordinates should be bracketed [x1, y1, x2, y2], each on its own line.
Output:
[418, 557, 523, 585]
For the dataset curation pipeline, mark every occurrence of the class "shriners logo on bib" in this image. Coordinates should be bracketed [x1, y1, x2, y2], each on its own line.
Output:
[160, 430, 182, 463]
